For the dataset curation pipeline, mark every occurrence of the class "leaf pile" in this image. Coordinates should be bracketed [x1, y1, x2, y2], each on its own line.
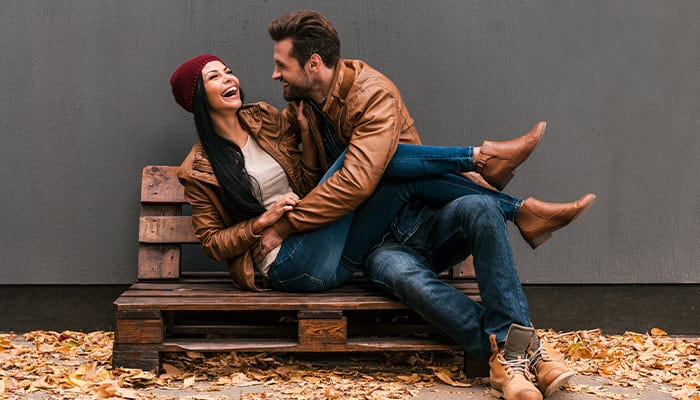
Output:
[167, 349, 478, 399]
[0, 328, 698, 399]
[0, 331, 469, 399]
[539, 328, 699, 400]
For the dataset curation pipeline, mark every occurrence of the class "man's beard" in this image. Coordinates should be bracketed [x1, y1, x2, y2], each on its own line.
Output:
[283, 75, 314, 102]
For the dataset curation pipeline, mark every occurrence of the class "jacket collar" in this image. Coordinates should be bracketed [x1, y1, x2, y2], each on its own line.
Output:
[237, 103, 263, 138]
[322, 59, 356, 117]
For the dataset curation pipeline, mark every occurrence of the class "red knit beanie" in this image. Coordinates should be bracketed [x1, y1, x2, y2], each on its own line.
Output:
[170, 54, 223, 113]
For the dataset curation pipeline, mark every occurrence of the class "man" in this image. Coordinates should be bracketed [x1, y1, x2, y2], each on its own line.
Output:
[264, 10, 590, 400]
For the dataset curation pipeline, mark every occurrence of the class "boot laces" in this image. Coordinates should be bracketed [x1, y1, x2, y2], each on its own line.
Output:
[499, 354, 535, 380]
[529, 343, 552, 369]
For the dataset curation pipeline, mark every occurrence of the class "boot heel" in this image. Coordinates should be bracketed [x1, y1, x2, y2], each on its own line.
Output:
[528, 232, 552, 249]
[494, 171, 515, 191]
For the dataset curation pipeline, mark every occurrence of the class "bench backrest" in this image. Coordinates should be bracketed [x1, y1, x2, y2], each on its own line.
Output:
[137, 165, 475, 281]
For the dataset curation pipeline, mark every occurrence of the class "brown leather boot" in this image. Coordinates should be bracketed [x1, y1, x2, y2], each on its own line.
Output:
[516, 194, 596, 249]
[489, 325, 542, 400]
[475, 121, 546, 191]
[529, 336, 575, 397]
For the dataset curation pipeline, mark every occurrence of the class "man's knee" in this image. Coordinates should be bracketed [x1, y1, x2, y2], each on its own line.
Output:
[447, 195, 505, 228]
[365, 244, 422, 282]
[365, 244, 436, 302]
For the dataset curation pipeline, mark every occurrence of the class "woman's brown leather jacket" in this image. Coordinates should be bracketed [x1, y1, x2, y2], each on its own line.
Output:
[177, 102, 321, 290]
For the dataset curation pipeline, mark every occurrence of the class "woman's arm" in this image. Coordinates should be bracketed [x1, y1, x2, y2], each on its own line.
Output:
[185, 177, 299, 261]
[295, 100, 320, 173]
[278, 102, 323, 194]
[185, 179, 261, 261]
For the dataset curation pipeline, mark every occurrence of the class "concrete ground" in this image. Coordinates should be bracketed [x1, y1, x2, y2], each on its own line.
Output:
[116, 374, 676, 400]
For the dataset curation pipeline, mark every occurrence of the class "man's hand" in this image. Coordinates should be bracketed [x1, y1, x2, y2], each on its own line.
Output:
[260, 227, 284, 255]
[251, 227, 286, 266]
[252, 193, 299, 234]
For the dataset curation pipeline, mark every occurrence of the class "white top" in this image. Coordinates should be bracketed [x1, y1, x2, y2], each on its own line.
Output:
[241, 135, 294, 276]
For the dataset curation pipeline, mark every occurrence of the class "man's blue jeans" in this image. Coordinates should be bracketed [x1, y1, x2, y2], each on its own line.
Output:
[364, 195, 532, 362]
[267, 144, 524, 292]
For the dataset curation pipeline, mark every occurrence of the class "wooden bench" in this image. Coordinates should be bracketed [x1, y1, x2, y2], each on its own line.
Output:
[113, 165, 487, 376]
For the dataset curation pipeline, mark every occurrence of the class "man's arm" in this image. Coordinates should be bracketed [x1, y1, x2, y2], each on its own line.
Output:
[272, 82, 403, 238]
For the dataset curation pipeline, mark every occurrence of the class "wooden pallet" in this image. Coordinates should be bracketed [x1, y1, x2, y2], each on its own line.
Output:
[113, 166, 487, 376]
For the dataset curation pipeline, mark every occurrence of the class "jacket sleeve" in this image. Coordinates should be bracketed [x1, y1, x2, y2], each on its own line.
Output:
[273, 81, 401, 237]
[184, 178, 261, 261]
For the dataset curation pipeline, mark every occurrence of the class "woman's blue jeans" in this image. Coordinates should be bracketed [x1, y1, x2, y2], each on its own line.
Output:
[267, 144, 524, 292]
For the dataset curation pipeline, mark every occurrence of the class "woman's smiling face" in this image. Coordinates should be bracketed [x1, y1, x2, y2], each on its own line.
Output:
[201, 60, 242, 112]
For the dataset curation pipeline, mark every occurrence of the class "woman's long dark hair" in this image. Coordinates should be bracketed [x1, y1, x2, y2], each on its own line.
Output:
[192, 76, 266, 220]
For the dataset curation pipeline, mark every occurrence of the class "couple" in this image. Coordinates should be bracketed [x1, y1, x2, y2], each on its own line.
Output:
[172, 10, 595, 400]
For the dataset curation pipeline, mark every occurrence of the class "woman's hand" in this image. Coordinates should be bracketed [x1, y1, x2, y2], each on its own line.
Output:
[294, 100, 310, 139]
[252, 193, 299, 234]
[294, 100, 320, 170]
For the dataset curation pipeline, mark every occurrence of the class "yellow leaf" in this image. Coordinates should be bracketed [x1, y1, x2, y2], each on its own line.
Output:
[186, 351, 205, 359]
[651, 328, 668, 337]
[161, 362, 182, 377]
[94, 383, 117, 398]
[182, 375, 196, 389]
[215, 377, 231, 385]
[397, 373, 421, 384]
[434, 369, 471, 387]
[66, 373, 87, 387]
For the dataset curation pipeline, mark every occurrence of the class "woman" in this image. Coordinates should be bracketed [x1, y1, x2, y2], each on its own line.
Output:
[171, 54, 594, 291]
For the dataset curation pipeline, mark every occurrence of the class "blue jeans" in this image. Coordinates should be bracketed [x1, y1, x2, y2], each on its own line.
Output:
[364, 195, 532, 361]
[267, 144, 524, 292]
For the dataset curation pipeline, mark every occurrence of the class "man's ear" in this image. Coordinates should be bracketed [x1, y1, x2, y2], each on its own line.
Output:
[308, 53, 323, 73]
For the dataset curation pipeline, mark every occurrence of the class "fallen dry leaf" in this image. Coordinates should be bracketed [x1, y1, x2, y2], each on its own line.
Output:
[433, 367, 472, 387]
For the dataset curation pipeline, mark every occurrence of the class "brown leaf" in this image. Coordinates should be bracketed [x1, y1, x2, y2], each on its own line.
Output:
[434, 368, 471, 387]
[651, 328, 668, 337]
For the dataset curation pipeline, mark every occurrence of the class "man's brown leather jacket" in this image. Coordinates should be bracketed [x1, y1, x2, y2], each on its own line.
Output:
[177, 102, 321, 290]
[272, 59, 422, 238]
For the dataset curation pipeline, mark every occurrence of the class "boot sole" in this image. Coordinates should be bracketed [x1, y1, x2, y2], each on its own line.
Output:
[490, 387, 506, 399]
[542, 370, 575, 397]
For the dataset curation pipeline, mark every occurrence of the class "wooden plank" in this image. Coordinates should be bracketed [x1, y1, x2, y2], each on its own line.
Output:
[156, 337, 461, 353]
[138, 244, 181, 280]
[115, 310, 162, 319]
[114, 295, 410, 311]
[122, 280, 478, 293]
[139, 216, 197, 243]
[138, 202, 183, 280]
[140, 204, 182, 217]
[298, 311, 347, 345]
[114, 293, 478, 311]
[115, 285, 479, 300]
[141, 165, 186, 203]
[115, 318, 163, 344]
[298, 310, 344, 319]
[168, 324, 297, 337]
[112, 347, 161, 371]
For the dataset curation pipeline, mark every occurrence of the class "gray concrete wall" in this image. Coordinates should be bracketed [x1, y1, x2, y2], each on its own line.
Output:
[0, 1, 698, 285]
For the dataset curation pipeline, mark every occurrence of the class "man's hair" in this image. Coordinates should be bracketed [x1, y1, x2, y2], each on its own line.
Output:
[269, 10, 340, 68]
